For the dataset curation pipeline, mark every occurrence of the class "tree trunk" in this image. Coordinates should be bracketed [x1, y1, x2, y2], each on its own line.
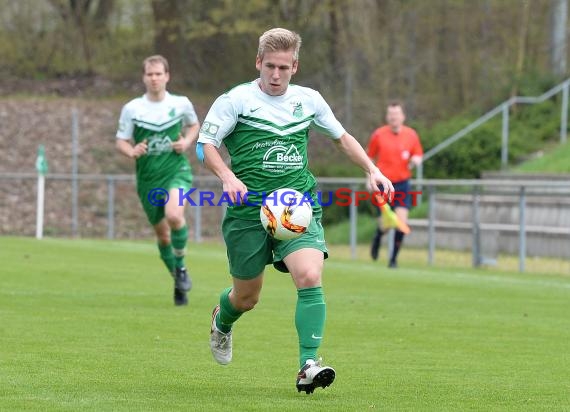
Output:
[551, 0, 568, 77]
[151, 0, 187, 83]
[71, 0, 94, 74]
[479, 0, 492, 102]
[47, 0, 116, 74]
[93, 0, 115, 29]
[405, 8, 418, 117]
[511, 0, 531, 101]
[436, 0, 450, 102]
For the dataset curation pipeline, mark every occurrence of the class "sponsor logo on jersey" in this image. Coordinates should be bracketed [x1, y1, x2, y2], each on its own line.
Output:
[147, 135, 173, 156]
[251, 139, 287, 151]
[262, 144, 303, 172]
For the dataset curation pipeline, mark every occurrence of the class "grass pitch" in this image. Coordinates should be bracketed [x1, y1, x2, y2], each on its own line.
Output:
[1, 237, 569, 411]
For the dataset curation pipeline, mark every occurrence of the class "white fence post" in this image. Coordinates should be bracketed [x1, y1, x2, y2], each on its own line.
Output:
[194, 204, 202, 243]
[416, 162, 423, 205]
[107, 176, 115, 239]
[427, 186, 436, 265]
[472, 186, 481, 267]
[519, 186, 526, 273]
[35, 145, 48, 239]
[561, 81, 569, 144]
[71, 109, 79, 237]
[501, 103, 509, 169]
[35, 174, 45, 239]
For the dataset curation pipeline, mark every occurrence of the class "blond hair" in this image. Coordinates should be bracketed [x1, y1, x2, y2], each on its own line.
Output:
[142, 55, 169, 74]
[257, 28, 302, 61]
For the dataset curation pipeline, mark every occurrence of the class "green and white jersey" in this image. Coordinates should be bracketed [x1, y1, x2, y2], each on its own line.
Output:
[198, 80, 346, 220]
[117, 92, 199, 184]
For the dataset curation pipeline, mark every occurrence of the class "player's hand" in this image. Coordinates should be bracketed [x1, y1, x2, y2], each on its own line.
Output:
[172, 135, 189, 154]
[367, 168, 394, 202]
[409, 155, 422, 170]
[132, 139, 148, 159]
[222, 173, 248, 204]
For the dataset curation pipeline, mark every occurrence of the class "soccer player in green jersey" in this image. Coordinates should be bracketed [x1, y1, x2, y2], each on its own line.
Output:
[196, 28, 393, 393]
[116, 55, 200, 306]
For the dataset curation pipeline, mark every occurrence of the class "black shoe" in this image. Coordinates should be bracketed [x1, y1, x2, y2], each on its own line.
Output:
[388, 260, 398, 268]
[174, 288, 188, 306]
[174, 267, 192, 292]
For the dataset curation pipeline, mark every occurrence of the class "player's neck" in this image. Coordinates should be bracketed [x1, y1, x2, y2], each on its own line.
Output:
[390, 126, 402, 134]
[146, 90, 167, 102]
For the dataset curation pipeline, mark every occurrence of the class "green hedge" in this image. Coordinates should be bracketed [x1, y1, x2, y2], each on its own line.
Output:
[417, 98, 561, 178]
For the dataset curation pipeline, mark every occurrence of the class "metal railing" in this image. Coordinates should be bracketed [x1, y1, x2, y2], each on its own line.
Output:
[318, 177, 570, 272]
[414, 178, 570, 272]
[2, 173, 570, 272]
[416, 78, 570, 182]
[0, 172, 221, 240]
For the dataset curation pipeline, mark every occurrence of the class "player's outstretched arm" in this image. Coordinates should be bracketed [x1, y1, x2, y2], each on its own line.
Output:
[116, 139, 147, 159]
[201, 143, 247, 203]
[334, 132, 394, 199]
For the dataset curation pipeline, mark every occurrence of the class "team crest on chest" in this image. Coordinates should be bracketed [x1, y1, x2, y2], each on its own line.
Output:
[291, 101, 303, 119]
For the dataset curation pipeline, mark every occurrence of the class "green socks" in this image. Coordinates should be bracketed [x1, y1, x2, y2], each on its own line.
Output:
[171, 225, 188, 268]
[296, 287, 326, 368]
[158, 243, 176, 275]
[158, 225, 188, 274]
[212, 286, 327, 367]
[216, 287, 243, 334]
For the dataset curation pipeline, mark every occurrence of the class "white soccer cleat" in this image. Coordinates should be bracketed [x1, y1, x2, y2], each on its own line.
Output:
[296, 358, 336, 394]
[209, 305, 232, 365]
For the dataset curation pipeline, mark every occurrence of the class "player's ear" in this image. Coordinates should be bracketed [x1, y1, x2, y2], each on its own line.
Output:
[255, 56, 262, 71]
[291, 59, 298, 75]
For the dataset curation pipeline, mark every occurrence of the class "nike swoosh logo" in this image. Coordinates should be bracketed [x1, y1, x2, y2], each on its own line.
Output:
[316, 239, 325, 243]
[250, 107, 262, 113]
[311, 334, 323, 339]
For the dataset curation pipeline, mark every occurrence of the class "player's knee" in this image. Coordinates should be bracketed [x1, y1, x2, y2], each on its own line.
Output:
[295, 271, 322, 289]
[165, 211, 184, 228]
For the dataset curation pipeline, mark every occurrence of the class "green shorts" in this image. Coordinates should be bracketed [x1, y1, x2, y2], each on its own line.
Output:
[137, 173, 193, 226]
[222, 215, 328, 280]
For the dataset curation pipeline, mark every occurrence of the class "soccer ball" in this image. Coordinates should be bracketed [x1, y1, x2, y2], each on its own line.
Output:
[260, 188, 313, 240]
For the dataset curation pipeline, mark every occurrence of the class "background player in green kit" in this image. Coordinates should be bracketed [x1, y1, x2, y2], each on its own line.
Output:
[116, 55, 200, 306]
[196, 28, 394, 393]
